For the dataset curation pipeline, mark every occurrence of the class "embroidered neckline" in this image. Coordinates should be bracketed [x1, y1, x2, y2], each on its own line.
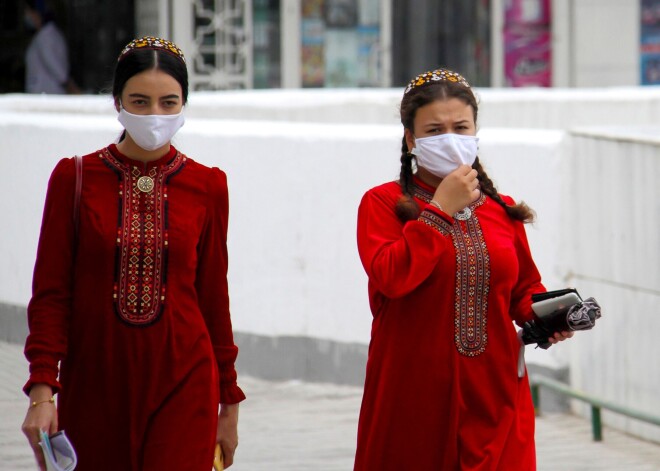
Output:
[107, 144, 177, 169]
[405, 179, 490, 357]
[98, 147, 186, 326]
[451, 212, 490, 356]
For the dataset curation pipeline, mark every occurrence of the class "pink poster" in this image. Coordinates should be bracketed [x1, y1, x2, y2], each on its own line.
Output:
[504, 0, 552, 87]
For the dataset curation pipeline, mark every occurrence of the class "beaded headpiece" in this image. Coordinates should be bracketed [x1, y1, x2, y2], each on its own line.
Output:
[118, 36, 186, 64]
[404, 68, 471, 95]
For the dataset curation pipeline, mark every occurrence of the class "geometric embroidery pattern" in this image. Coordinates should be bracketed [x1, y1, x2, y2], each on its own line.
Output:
[450, 209, 490, 356]
[419, 209, 453, 235]
[411, 181, 490, 356]
[99, 148, 186, 326]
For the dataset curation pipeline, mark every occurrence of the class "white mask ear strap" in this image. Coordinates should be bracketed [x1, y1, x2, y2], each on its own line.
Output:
[411, 134, 423, 156]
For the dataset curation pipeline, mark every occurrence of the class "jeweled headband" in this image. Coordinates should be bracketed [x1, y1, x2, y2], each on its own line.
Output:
[118, 36, 186, 64]
[404, 68, 471, 95]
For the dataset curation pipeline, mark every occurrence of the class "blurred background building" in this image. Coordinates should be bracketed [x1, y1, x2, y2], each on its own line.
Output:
[2, 0, 659, 93]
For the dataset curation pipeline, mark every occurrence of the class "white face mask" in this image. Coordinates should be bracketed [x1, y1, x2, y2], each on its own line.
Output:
[118, 108, 185, 151]
[411, 133, 479, 178]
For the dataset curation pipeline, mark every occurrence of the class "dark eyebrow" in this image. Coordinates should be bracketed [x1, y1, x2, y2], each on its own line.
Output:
[423, 119, 472, 129]
[126, 93, 180, 100]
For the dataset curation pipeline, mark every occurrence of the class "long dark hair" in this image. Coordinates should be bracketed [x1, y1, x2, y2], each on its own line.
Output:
[396, 79, 535, 224]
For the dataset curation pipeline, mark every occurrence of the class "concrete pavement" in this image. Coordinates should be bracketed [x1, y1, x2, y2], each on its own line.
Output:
[1, 341, 659, 470]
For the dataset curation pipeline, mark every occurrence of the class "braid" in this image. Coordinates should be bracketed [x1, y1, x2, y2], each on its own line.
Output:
[395, 136, 421, 222]
[473, 158, 535, 223]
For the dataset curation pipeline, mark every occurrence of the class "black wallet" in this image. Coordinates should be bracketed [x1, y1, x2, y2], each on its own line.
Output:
[531, 288, 581, 304]
[522, 289, 601, 349]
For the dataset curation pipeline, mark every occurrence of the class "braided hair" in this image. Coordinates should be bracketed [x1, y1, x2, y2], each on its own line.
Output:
[395, 74, 535, 224]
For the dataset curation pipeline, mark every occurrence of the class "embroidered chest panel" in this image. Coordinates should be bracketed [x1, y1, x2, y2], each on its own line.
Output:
[99, 148, 186, 326]
[413, 183, 490, 357]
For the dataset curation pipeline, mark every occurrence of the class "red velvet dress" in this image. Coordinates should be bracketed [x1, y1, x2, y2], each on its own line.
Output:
[24, 145, 245, 471]
[354, 177, 543, 471]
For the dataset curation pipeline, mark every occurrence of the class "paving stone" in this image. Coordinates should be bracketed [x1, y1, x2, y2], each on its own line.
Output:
[1, 341, 658, 471]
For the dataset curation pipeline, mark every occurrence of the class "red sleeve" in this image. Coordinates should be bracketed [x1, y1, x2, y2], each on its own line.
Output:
[195, 168, 245, 404]
[24, 158, 76, 395]
[503, 196, 546, 326]
[357, 187, 454, 299]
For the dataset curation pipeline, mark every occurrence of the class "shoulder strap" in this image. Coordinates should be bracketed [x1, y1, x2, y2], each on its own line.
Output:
[74, 155, 82, 235]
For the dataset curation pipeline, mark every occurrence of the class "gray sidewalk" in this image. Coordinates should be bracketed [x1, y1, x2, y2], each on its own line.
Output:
[1, 341, 659, 471]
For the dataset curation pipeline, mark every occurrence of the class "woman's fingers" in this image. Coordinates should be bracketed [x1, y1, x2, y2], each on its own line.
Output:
[216, 403, 239, 468]
[22, 425, 46, 471]
[220, 440, 236, 468]
[433, 166, 481, 214]
[548, 330, 575, 344]
[22, 400, 57, 471]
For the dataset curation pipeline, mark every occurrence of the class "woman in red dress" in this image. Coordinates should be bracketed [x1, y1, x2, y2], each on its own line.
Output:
[21, 36, 245, 471]
[353, 69, 572, 470]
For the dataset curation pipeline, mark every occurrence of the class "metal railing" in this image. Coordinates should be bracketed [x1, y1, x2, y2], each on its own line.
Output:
[530, 374, 660, 442]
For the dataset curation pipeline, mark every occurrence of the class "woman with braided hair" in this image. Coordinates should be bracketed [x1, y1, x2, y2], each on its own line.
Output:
[354, 68, 572, 470]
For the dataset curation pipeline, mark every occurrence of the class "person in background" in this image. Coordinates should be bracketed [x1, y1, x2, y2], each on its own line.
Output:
[21, 36, 244, 470]
[353, 68, 573, 470]
[24, 0, 79, 94]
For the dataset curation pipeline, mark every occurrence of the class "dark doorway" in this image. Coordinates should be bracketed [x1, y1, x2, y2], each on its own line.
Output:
[0, 0, 30, 92]
[64, 0, 135, 93]
[1, 0, 135, 94]
[391, 0, 491, 87]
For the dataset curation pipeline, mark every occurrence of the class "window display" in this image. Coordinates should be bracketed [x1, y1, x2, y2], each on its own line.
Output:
[301, 0, 382, 88]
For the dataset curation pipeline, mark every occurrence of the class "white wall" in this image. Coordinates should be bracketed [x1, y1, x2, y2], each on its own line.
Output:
[6, 86, 660, 129]
[0, 113, 122, 306]
[0, 104, 566, 350]
[563, 128, 660, 442]
[3, 89, 659, 441]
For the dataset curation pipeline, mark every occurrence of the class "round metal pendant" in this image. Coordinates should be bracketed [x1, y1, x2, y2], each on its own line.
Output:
[137, 176, 155, 193]
[454, 207, 472, 221]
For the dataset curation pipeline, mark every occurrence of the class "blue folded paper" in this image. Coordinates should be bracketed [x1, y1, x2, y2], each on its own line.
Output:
[39, 430, 77, 471]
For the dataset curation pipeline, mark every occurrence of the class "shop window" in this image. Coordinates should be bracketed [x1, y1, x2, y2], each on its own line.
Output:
[254, 0, 281, 88]
[301, 0, 382, 88]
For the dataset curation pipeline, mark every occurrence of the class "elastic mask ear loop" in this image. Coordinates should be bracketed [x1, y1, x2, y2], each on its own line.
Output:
[411, 134, 419, 156]
[117, 100, 128, 143]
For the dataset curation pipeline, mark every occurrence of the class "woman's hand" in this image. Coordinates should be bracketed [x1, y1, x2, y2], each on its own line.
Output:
[548, 330, 575, 344]
[431, 165, 480, 216]
[216, 403, 239, 468]
[21, 384, 57, 471]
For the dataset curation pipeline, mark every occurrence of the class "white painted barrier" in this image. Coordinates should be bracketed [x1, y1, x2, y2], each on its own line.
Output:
[0, 110, 565, 350]
[563, 127, 660, 443]
[4, 86, 660, 128]
[2, 91, 658, 442]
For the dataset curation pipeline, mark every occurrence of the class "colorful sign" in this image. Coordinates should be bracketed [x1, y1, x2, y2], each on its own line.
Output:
[641, 0, 660, 85]
[301, 0, 381, 88]
[503, 0, 552, 87]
